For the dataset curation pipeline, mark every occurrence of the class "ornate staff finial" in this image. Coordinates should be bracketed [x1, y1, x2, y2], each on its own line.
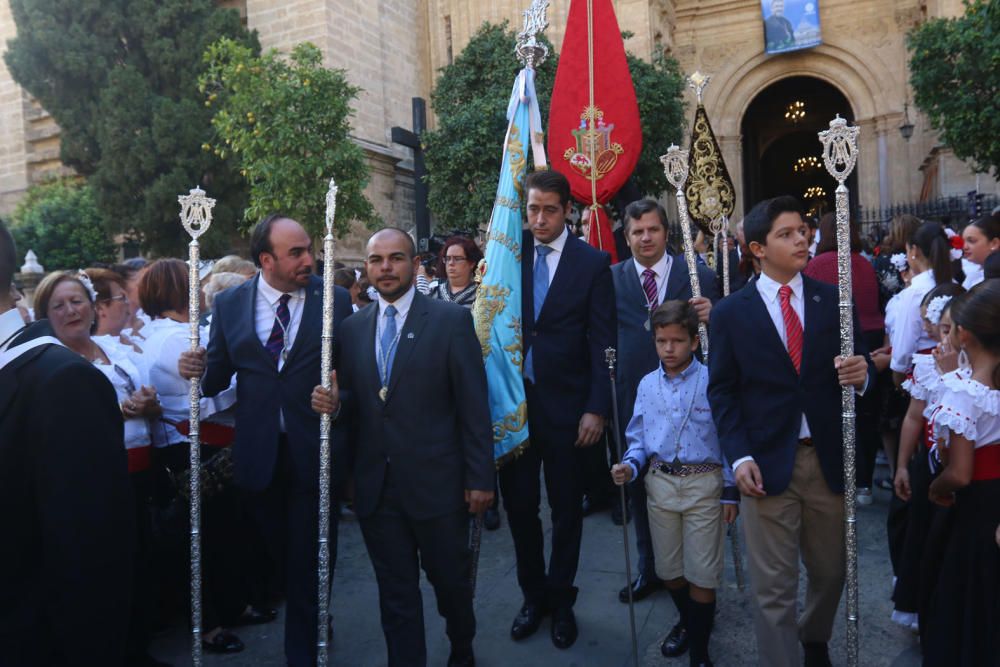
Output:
[660, 144, 691, 191]
[687, 71, 711, 106]
[515, 0, 550, 68]
[818, 114, 860, 183]
[324, 179, 339, 235]
[178, 186, 216, 240]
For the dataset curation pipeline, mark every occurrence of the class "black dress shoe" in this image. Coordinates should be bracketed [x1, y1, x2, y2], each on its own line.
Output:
[447, 644, 475, 667]
[803, 642, 832, 667]
[202, 630, 244, 654]
[660, 623, 689, 657]
[483, 505, 500, 531]
[510, 602, 547, 640]
[551, 606, 578, 649]
[234, 605, 278, 626]
[618, 573, 661, 603]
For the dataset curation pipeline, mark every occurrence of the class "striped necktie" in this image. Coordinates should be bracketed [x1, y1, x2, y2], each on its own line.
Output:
[265, 293, 291, 364]
[641, 268, 658, 308]
[779, 284, 803, 373]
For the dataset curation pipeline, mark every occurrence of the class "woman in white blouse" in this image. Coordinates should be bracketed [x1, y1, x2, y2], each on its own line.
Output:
[32, 269, 162, 665]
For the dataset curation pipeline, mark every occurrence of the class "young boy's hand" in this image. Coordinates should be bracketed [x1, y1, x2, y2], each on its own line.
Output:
[722, 503, 739, 525]
[610, 463, 633, 486]
[835, 354, 868, 389]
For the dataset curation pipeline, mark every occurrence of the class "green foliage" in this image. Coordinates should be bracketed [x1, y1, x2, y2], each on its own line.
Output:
[423, 23, 557, 233]
[10, 179, 116, 270]
[4, 0, 258, 256]
[625, 49, 687, 197]
[423, 22, 686, 233]
[908, 0, 1000, 178]
[200, 39, 377, 238]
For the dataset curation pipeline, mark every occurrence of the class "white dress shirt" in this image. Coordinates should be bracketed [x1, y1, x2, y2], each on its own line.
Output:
[889, 269, 936, 374]
[532, 225, 570, 286]
[632, 253, 672, 307]
[254, 273, 305, 373]
[0, 308, 25, 352]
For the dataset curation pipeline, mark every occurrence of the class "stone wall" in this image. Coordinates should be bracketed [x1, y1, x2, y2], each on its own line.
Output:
[0, 0, 27, 216]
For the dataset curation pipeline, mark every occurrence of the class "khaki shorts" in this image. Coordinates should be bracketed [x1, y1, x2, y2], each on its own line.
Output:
[644, 467, 726, 589]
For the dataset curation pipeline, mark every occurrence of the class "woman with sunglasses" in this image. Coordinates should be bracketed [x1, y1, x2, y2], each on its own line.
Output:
[32, 269, 163, 666]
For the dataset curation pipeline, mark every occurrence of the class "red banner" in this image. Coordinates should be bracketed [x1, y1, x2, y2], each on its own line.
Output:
[548, 0, 642, 262]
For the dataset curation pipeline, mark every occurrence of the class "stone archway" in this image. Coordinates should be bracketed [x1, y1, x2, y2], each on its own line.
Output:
[693, 39, 894, 219]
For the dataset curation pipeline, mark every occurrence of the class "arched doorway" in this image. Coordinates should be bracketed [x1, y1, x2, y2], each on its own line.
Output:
[741, 76, 857, 217]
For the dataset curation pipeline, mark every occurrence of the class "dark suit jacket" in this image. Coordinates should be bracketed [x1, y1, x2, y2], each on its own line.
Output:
[336, 292, 493, 521]
[202, 274, 352, 492]
[0, 321, 133, 666]
[715, 247, 750, 294]
[612, 254, 720, 430]
[707, 275, 875, 495]
[522, 229, 616, 427]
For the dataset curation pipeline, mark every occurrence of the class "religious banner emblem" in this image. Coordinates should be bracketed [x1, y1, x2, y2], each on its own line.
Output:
[685, 73, 735, 236]
[563, 106, 624, 180]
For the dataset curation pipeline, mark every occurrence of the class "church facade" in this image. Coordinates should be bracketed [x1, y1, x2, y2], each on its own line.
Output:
[1, 0, 994, 258]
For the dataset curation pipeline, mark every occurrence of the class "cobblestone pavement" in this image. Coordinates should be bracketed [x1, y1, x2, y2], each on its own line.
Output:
[153, 479, 923, 667]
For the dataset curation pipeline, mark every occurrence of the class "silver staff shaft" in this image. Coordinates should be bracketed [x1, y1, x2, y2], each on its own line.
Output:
[178, 185, 214, 667]
[819, 115, 860, 667]
[661, 145, 709, 361]
[187, 238, 203, 667]
[605, 348, 639, 667]
[317, 180, 338, 666]
[469, 514, 484, 597]
[720, 220, 731, 298]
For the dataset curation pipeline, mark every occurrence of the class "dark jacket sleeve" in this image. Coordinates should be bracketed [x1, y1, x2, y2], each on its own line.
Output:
[707, 303, 753, 464]
[697, 262, 722, 304]
[202, 291, 236, 398]
[585, 256, 617, 417]
[448, 308, 495, 491]
[36, 362, 133, 664]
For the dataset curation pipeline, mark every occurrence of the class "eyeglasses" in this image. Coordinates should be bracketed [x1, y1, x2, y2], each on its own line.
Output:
[443, 256, 468, 264]
[101, 295, 129, 304]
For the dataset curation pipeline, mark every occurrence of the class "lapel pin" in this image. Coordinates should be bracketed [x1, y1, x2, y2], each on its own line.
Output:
[813, 295, 821, 302]
[407, 332, 415, 339]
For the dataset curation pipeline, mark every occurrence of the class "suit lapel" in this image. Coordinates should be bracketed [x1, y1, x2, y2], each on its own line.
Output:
[385, 293, 430, 400]
[246, 276, 274, 365]
[538, 233, 578, 323]
[357, 303, 381, 393]
[801, 276, 823, 368]
[619, 260, 648, 312]
[664, 254, 689, 301]
[282, 278, 321, 369]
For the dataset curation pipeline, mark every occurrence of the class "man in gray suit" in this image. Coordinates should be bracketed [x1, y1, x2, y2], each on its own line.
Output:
[312, 227, 494, 667]
[610, 199, 719, 658]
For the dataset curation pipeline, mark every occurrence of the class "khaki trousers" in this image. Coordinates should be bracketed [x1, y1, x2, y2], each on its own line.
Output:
[741, 444, 845, 667]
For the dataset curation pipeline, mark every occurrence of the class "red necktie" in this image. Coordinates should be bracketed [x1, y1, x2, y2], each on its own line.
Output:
[779, 285, 803, 373]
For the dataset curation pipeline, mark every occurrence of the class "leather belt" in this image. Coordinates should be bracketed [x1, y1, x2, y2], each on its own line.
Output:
[649, 457, 721, 477]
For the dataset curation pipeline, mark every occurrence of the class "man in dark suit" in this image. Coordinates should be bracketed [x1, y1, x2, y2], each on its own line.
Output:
[312, 227, 493, 667]
[0, 221, 134, 666]
[502, 170, 617, 649]
[179, 214, 352, 667]
[707, 196, 873, 667]
[610, 198, 718, 656]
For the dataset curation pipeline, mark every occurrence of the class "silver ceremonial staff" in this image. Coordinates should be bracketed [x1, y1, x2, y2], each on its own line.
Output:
[317, 179, 338, 666]
[178, 186, 216, 667]
[661, 145, 709, 357]
[818, 115, 861, 667]
[606, 348, 639, 667]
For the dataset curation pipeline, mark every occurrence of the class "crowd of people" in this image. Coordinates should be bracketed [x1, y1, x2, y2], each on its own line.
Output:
[1, 169, 998, 667]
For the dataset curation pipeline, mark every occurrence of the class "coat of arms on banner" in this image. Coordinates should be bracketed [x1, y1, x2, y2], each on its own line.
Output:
[562, 106, 624, 181]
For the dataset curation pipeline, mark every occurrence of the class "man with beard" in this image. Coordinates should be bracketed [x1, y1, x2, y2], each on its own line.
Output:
[179, 214, 352, 667]
[311, 227, 493, 667]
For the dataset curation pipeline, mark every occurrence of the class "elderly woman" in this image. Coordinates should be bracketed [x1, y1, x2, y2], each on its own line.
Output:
[113, 258, 150, 340]
[429, 236, 483, 308]
[202, 271, 248, 326]
[33, 269, 162, 665]
[138, 259, 267, 654]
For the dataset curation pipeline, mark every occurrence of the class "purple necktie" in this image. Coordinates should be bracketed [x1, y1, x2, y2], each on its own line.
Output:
[265, 293, 291, 364]
[641, 268, 658, 309]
